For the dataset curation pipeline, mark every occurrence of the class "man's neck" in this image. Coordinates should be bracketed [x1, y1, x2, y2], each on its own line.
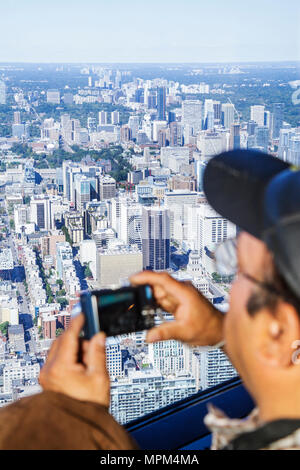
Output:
[256, 379, 300, 423]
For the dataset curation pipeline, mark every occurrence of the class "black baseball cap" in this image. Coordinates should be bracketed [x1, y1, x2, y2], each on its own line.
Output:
[203, 149, 300, 300]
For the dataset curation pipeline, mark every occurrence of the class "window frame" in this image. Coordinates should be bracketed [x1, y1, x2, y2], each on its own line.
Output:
[125, 377, 254, 450]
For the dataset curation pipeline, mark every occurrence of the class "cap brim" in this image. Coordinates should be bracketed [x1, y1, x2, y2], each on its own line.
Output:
[203, 150, 290, 239]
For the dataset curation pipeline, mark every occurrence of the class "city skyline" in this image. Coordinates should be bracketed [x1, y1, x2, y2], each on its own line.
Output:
[1, 0, 300, 63]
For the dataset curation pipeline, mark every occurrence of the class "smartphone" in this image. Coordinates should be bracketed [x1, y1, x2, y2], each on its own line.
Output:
[80, 285, 157, 339]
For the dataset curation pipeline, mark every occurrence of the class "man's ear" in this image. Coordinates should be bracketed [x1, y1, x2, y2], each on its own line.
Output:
[255, 302, 300, 368]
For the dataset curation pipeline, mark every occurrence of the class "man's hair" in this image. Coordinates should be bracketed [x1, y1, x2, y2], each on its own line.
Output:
[246, 260, 300, 317]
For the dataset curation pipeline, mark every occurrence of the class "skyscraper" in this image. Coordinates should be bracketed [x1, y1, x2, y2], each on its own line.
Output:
[182, 100, 203, 136]
[99, 111, 108, 125]
[30, 196, 53, 231]
[142, 206, 170, 271]
[272, 103, 284, 139]
[230, 123, 241, 150]
[250, 105, 265, 126]
[157, 86, 166, 121]
[221, 103, 235, 129]
[169, 122, 183, 146]
[111, 111, 120, 125]
[255, 126, 269, 152]
[74, 175, 98, 212]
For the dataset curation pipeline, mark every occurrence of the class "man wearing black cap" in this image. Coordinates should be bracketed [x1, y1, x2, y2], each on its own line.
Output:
[130, 149, 300, 450]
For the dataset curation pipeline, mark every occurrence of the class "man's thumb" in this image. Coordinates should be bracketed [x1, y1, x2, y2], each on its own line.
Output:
[86, 332, 108, 375]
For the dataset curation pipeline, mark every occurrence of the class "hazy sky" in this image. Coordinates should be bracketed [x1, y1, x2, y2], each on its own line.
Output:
[1, 0, 300, 63]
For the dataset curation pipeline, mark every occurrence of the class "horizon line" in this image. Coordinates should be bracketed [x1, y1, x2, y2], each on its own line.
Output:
[0, 60, 300, 66]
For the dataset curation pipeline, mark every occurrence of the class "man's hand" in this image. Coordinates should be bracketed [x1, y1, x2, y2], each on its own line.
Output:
[130, 271, 224, 347]
[39, 314, 110, 407]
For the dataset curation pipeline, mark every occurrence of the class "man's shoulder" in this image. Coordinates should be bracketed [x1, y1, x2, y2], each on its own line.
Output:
[0, 392, 138, 450]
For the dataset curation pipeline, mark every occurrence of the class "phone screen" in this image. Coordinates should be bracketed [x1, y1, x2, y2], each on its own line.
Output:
[93, 289, 154, 336]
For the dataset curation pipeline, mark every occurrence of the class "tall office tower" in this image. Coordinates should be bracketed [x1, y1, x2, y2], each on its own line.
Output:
[88, 76, 93, 87]
[288, 135, 300, 165]
[182, 100, 203, 136]
[272, 103, 284, 139]
[74, 175, 98, 212]
[30, 196, 53, 231]
[120, 125, 132, 142]
[99, 111, 108, 125]
[196, 203, 236, 274]
[69, 119, 81, 144]
[247, 120, 257, 136]
[255, 126, 269, 152]
[213, 101, 222, 122]
[165, 190, 198, 239]
[0, 80, 6, 104]
[204, 99, 215, 130]
[46, 89, 61, 104]
[264, 110, 271, 129]
[230, 123, 241, 150]
[13, 111, 21, 124]
[148, 340, 190, 374]
[196, 131, 227, 161]
[147, 89, 157, 109]
[106, 338, 124, 378]
[221, 103, 235, 129]
[110, 197, 121, 235]
[278, 128, 293, 161]
[142, 206, 170, 271]
[250, 105, 265, 126]
[200, 348, 237, 389]
[169, 122, 183, 146]
[119, 199, 142, 249]
[195, 160, 206, 192]
[61, 114, 81, 144]
[99, 175, 116, 200]
[128, 116, 139, 140]
[60, 113, 71, 138]
[62, 161, 82, 201]
[111, 110, 120, 125]
[157, 86, 166, 121]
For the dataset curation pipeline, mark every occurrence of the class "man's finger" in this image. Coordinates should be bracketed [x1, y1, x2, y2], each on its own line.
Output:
[146, 322, 185, 343]
[85, 332, 109, 376]
[55, 314, 85, 364]
[45, 336, 60, 364]
[130, 271, 186, 296]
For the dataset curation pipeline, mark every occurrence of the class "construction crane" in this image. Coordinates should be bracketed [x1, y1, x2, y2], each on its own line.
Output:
[227, 97, 241, 124]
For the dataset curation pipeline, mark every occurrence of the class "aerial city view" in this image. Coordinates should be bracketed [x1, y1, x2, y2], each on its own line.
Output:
[0, 59, 298, 424]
